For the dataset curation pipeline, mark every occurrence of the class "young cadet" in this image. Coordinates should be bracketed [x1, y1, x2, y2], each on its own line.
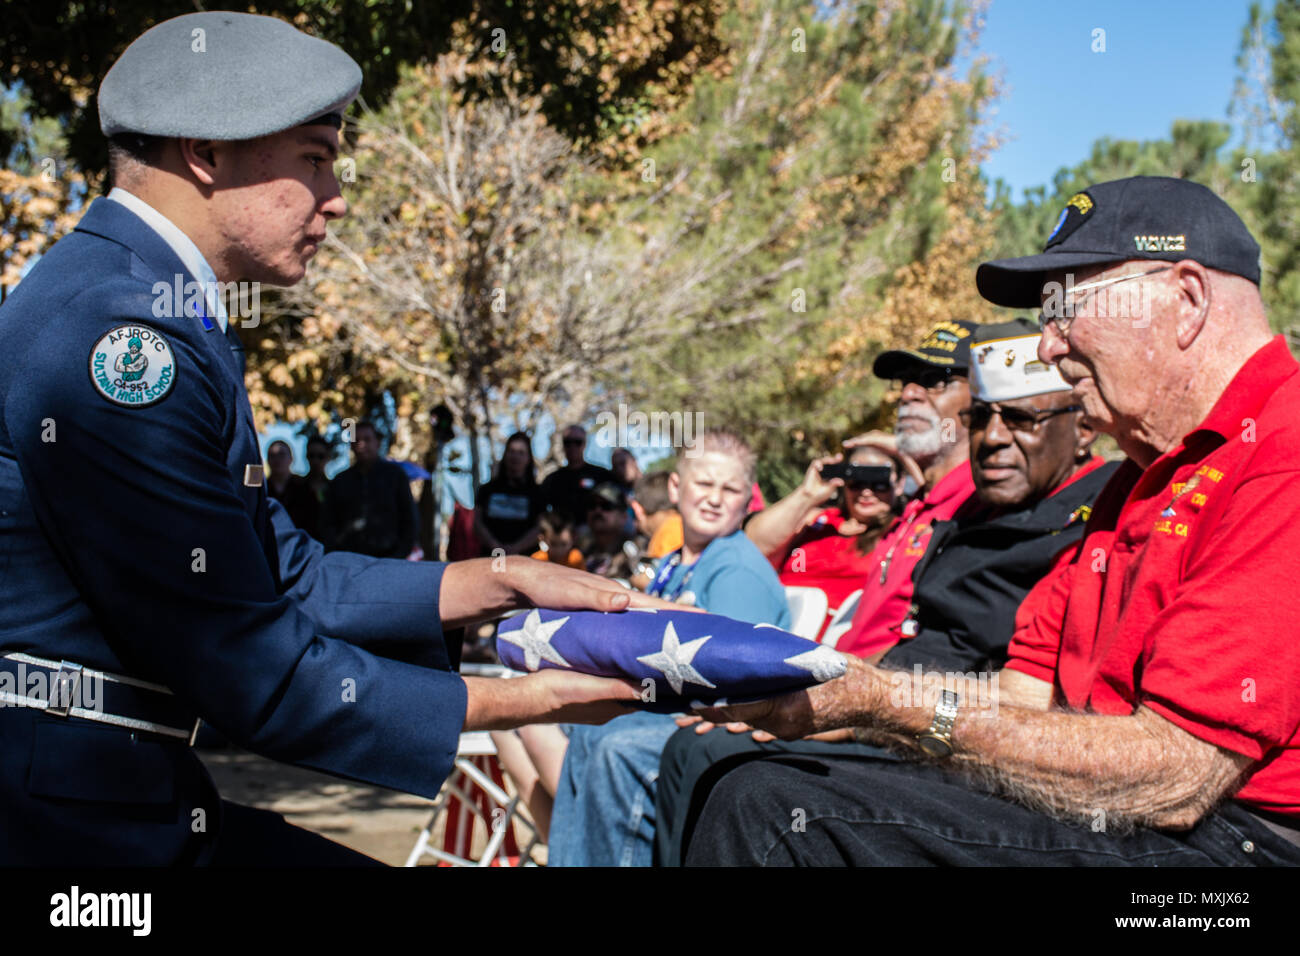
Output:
[0, 12, 660, 866]
[687, 177, 1300, 866]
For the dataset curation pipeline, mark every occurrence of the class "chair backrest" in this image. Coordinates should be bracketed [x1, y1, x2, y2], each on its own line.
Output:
[821, 589, 862, 649]
[783, 586, 830, 640]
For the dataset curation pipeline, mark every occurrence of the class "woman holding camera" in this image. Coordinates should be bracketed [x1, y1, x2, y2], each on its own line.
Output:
[745, 439, 915, 640]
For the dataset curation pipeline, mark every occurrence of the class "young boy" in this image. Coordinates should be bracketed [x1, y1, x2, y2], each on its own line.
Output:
[546, 429, 790, 865]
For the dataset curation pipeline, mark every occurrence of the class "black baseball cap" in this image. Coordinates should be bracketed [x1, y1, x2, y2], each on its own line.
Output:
[872, 319, 978, 380]
[976, 176, 1262, 309]
[587, 481, 627, 510]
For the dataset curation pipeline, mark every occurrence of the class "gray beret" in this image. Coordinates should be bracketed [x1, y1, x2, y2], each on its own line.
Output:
[99, 11, 362, 140]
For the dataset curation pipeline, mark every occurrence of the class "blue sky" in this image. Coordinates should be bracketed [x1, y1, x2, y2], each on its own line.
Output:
[972, 0, 1259, 199]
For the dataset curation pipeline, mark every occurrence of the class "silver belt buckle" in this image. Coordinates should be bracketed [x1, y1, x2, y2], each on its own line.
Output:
[46, 661, 83, 718]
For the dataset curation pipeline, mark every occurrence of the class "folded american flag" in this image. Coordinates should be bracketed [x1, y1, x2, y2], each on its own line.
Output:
[496, 607, 846, 712]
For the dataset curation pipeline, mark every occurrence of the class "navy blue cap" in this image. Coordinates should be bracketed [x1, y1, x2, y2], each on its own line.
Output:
[976, 176, 1262, 309]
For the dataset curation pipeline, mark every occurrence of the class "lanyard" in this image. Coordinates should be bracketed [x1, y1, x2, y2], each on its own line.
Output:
[878, 508, 923, 585]
[647, 549, 699, 601]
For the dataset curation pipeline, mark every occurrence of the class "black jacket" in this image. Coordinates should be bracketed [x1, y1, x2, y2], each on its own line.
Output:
[880, 460, 1119, 674]
[322, 459, 417, 558]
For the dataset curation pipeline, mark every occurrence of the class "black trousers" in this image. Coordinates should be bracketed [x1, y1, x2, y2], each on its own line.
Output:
[654, 725, 891, 866]
[206, 801, 385, 866]
[683, 752, 1300, 866]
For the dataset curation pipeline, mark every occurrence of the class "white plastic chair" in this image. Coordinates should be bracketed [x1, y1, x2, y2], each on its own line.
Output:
[784, 586, 830, 640]
[404, 662, 544, 867]
[821, 589, 862, 649]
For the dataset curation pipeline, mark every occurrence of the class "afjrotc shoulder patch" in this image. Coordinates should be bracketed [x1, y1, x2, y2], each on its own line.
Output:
[88, 324, 177, 407]
[1046, 191, 1095, 246]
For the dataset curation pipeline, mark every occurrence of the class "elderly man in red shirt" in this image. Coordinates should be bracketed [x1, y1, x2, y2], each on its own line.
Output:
[685, 176, 1300, 866]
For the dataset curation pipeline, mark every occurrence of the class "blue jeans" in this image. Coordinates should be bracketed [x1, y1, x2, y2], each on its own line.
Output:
[548, 711, 679, 866]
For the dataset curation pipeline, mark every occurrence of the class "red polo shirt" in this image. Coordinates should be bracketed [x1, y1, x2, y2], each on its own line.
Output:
[774, 508, 881, 639]
[1006, 337, 1300, 818]
[835, 462, 976, 659]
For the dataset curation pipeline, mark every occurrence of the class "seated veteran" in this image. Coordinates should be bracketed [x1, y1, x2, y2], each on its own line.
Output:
[653, 319, 1115, 866]
[684, 176, 1300, 867]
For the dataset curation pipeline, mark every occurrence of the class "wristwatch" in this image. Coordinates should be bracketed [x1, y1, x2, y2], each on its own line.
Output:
[916, 690, 959, 758]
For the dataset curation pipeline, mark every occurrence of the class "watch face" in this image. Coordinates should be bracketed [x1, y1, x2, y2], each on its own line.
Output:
[917, 735, 953, 758]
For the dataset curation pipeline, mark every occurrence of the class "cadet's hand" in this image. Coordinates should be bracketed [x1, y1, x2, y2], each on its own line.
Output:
[505, 555, 689, 614]
[440, 555, 691, 627]
[463, 670, 642, 731]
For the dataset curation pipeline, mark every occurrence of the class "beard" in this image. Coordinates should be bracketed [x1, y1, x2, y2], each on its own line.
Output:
[896, 405, 943, 463]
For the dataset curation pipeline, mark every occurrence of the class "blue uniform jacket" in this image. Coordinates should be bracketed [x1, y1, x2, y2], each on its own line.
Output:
[0, 198, 465, 863]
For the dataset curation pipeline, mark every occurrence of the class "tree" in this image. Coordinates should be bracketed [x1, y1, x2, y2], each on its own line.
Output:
[2, 0, 728, 175]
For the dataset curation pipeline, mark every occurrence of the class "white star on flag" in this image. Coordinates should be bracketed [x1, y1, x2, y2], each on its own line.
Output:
[637, 621, 716, 695]
[783, 645, 847, 682]
[499, 609, 571, 671]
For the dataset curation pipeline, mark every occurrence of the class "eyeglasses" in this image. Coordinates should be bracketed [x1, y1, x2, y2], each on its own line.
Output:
[1038, 266, 1172, 338]
[893, 368, 966, 394]
[958, 401, 1082, 433]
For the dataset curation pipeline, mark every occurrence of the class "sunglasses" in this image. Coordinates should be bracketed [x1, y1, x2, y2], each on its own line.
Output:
[959, 401, 1082, 433]
[894, 368, 966, 393]
[845, 479, 893, 493]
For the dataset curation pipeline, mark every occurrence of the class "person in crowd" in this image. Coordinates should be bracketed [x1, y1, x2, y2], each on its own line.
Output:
[832, 320, 980, 658]
[611, 447, 642, 537]
[579, 481, 634, 577]
[320, 420, 418, 558]
[611, 447, 642, 495]
[745, 442, 909, 640]
[653, 320, 1116, 864]
[304, 435, 333, 527]
[630, 471, 679, 557]
[474, 431, 543, 557]
[543, 429, 790, 866]
[685, 176, 1300, 866]
[539, 425, 614, 524]
[265, 439, 320, 540]
[531, 510, 585, 569]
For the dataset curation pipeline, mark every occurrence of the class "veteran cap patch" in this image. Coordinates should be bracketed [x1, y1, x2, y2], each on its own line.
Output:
[976, 176, 1261, 309]
[89, 325, 176, 407]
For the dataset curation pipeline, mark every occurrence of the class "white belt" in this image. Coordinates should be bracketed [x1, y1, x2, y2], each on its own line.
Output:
[1, 651, 201, 743]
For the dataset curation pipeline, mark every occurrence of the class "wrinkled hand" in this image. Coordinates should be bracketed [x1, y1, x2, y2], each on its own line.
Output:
[689, 660, 873, 740]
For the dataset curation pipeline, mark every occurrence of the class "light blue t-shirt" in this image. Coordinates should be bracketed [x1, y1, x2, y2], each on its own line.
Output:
[653, 528, 790, 629]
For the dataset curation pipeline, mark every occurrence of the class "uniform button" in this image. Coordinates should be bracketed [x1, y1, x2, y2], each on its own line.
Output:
[1242, 840, 1255, 853]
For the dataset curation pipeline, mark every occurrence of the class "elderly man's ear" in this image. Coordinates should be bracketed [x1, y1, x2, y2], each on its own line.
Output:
[1172, 259, 1213, 350]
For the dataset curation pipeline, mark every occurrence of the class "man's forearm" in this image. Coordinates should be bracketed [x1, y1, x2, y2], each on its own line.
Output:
[849, 664, 1251, 830]
[439, 556, 520, 627]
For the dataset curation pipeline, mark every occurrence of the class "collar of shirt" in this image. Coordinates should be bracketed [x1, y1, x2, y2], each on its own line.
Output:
[903, 460, 973, 519]
[1185, 336, 1297, 444]
[107, 187, 229, 334]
